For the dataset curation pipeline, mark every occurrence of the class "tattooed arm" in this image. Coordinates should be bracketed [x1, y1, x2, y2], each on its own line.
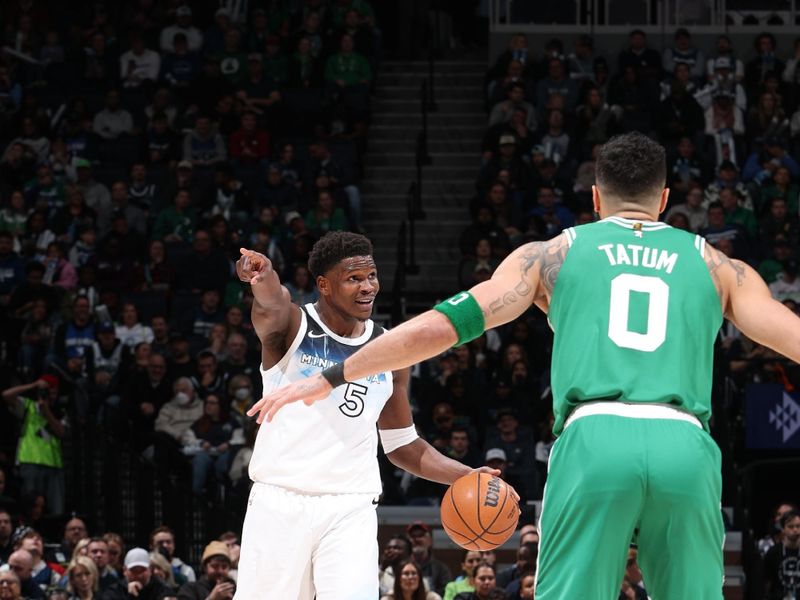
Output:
[248, 235, 570, 423]
[705, 244, 800, 362]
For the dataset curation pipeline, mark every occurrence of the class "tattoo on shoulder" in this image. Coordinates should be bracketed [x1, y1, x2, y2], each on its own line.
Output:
[485, 234, 570, 316]
[704, 245, 746, 292]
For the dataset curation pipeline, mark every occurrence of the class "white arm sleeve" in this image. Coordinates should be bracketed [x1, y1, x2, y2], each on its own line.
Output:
[379, 425, 419, 454]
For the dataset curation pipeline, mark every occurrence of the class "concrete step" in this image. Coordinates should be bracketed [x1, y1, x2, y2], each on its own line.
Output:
[371, 124, 486, 141]
[372, 112, 486, 127]
[364, 165, 478, 180]
[379, 61, 487, 74]
[372, 98, 485, 114]
[361, 178, 475, 195]
[363, 199, 469, 215]
[364, 152, 478, 167]
[368, 138, 478, 153]
[374, 85, 484, 101]
[377, 72, 487, 87]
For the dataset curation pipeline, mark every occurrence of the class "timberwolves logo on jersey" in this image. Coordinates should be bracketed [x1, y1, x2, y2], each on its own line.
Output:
[296, 305, 388, 418]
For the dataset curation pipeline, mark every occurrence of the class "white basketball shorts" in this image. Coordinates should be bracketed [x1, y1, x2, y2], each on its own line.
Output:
[234, 482, 379, 599]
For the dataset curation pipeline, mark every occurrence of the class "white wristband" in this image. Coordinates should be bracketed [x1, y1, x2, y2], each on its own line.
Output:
[379, 424, 419, 454]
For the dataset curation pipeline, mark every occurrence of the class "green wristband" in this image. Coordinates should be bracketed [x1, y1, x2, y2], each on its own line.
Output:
[433, 291, 485, 347]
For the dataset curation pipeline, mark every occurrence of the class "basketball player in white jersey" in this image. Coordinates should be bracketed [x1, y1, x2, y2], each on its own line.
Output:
[233, 232, 506, 600]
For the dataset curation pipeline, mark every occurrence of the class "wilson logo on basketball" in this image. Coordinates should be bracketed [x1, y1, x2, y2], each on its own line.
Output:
[484, 477, 501, 507]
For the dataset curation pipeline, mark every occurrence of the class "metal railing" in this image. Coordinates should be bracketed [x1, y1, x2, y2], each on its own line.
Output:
[489, 0, 800, 31]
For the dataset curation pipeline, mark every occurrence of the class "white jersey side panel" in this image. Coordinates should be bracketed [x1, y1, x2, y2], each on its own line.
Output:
[249, 304, 394, 494]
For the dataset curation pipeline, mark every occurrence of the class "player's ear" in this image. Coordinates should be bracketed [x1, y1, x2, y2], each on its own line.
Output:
[591, 185, 601, 214]
[316, 275, 329, 296]
[658, 188, 670, 215]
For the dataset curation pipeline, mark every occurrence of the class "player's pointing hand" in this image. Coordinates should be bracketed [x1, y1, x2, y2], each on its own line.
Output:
[236, 247, 271, 284]
[247, 373, 333, 424]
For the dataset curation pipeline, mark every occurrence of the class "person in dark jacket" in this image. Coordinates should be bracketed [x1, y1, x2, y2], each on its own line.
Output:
[100, 548, 171, 600]
[176, 542, 233, 600]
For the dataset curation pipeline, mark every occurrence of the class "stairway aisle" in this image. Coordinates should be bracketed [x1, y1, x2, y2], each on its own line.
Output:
[362, 60, 487, 299]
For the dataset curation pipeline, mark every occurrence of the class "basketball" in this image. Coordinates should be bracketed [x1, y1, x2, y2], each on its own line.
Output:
[440, 472, 520, 550]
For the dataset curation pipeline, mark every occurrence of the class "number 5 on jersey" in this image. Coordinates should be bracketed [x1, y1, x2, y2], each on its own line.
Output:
[339, 382, 368, 417]
[608, 273, 669, 352]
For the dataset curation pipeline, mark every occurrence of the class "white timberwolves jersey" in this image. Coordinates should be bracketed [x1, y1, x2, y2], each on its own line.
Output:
[249, 303, 393, 494]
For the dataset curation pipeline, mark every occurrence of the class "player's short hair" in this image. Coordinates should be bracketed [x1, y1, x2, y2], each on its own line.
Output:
[308, 231, 374, 278]
[781, 510, 800, 527]
[596, 133, 666, 201]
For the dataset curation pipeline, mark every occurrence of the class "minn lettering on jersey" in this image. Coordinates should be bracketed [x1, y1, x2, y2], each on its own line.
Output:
[597, 243, 678, 274]
[298, 353, 388, 384]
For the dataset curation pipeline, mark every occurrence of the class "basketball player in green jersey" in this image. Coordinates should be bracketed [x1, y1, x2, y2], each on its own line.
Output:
[249, 132, 800, 598]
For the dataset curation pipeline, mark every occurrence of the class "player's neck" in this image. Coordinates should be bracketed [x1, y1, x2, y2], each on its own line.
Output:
[314, 301, 366, 338]
[606, 209, 658, 222]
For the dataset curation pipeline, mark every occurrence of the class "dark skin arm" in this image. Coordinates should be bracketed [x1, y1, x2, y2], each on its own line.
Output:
[235, 248, 300, 367]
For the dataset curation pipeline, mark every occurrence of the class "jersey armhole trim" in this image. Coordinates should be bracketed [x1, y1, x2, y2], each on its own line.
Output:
[694, 234, 706, 257]
[564, 227, 577, 247]
[259, 308, 308, 377]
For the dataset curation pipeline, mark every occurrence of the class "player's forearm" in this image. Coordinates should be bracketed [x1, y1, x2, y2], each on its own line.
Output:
[342, 311, 457, 382]
[388, 438, 472, 485]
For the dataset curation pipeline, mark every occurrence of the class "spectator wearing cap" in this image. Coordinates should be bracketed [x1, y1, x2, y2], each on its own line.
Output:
[119, 32, 161, 90]
[705, 35, 744, 82]
[488, 83, 535, 130]
[2, 377, 65, 515]
[407, 522, 451, 597]
[182, 116, 227, 172]
[176, 542, 233, 600]
[484, 409, 536, 501]
[695, 56, 747, 113]
[662, 28, 705, 82]
[159, 6, 203, 53]
[100, 548, 171, 600]
[152, 189, 198, 244]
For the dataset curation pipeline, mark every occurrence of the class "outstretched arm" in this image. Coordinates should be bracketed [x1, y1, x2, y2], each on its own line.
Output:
[236, 247, 297, 360]
[706, 244, 800, 361]
[248, 235, 569, 423]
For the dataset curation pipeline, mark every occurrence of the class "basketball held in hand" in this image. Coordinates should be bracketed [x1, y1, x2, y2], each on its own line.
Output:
[440, 472, 520, 550]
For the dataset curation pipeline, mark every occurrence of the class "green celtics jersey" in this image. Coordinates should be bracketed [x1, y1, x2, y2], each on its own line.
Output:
[548, 216, 723, 435]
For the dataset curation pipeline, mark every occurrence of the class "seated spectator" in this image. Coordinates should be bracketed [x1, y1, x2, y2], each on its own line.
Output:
[236, 53, 282, 117]
[82, 32, 118, 86]
[618, 29, 662, 82]
[334, 9, 374, 60]
[657, 79, 704, 145]
[760, 166, 800, 215]
[664, 183, 706, 232]
[145, 113, 181, 169]
[175, 541, 232, 599]
[261, 35, 289, 88]
[745, 32, 785, 101]
[704, 160, 754, 210]
[159, 6, 203, 53]
[484, 408, 536, 501]
[148, 551, 177, 593]
[86, 538, 117, 591]
[288, 36, 323, 89]
[535, 57, 578, 118]
[747, 92, 789, 144]
[74, 162, 113, 237]
[25, 164, 64, 219]
[9, 118, 50, 165]
[183, 289, 225, 339]
[700, 202, 749, 258]
[115, 303, 154, 349]
[176, 232, 230, 293]
[574, 86, 622, 147]
[459, 205, 511, 259]
[291, 10, 326, 61]
[125, 352, 171, 453]
[495, 542, 537, 590]
[662, 28, 705, 83]
[182, 393, 241, 497]
[305, 190, 347, 237]
[705, 35, 744, 83]
[769, 261, 800, 303]
[285, 264, 319, 305]
[100, 547, 172, 600]
[190, 350, 227, 398]
[120, 32, 161, 89]
[719, 188, 756, 238]
[161, 33, 201, 93]
[181, 116, 227, 171]
[608, 66, 656, 134]
[6, 549, 43, 599]
[204, 166, 249, 229]
[695, 56, 747, 113]
[229, 113, 269, 169]
[742, 138, 800, 189]
[443, 551, 482, 600]
[453, 562, 497, 600]
[529, 186, 574, 239]
[567, 34, 597, 83]
[324, 33, 371, 98]
[458, 239, 500, 289]
[68, 225, 97, 269]
[17, 530, 60, 591]
[152, 190, 198, 244]
[154, 378, 204, 480]
[307, 141, 362, 231]
[446, 427, 480, 469]
[536, 109, 571, 166]
[763, 510, 800, 600]
[760, 197, 799, 247]
[0, 190, 29, 245]
[381, 559, 441, 600]
[144, 88, 178, 131]
[488, 83, 536, 130]
[406, 522, 451, 597]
